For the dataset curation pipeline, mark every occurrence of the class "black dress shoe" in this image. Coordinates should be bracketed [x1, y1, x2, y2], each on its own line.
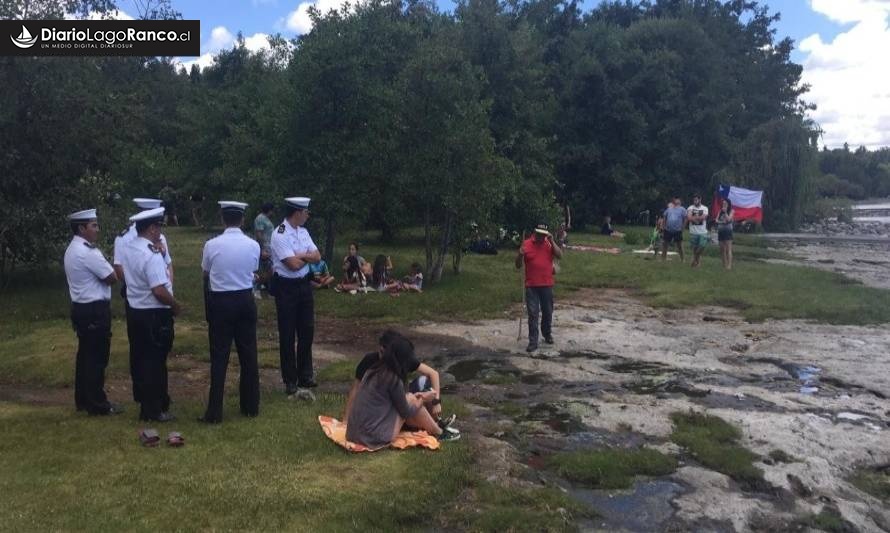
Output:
[300, 380, 318, 389]
[156, 412, 176, 423]
[285, 382, 299, 395]
[525, 342, 538, 353]
[544, 335, 554, 345]
[197, 416, 221, 424]
[89, 404, 124, 416]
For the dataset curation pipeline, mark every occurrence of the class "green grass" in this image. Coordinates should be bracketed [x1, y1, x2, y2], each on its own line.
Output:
[0, 393, 473, 531]
[546, 448, 678, 490]
[797, 508, 857, 533]
[850, 466, 890, 501]
[768, 449, 800, 464]
[669, 411, 767, 492]
[446, 481, 594, 532]
[316, 358, 359, 383]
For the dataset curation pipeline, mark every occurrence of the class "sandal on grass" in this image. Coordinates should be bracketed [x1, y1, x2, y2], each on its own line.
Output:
[139, 428, 160, 448]
[167, 432, 185, 447]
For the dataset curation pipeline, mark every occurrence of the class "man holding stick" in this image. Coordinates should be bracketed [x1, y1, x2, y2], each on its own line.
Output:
[516, 223, 562, 353]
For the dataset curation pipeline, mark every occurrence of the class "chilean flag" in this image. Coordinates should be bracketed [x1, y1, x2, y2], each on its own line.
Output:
[712, 185, 763, 223]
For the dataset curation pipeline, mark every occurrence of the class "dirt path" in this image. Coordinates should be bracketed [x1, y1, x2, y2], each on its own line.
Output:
[409, 289, 890, 532]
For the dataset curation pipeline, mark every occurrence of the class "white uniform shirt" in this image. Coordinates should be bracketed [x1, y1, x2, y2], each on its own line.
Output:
[686, 204, 709, 235]
[202, 228, 261, 291]
[63, 236, 115, 303]
[123, 236, 172, 309]
[113, 224, 172, 266]
[270, 220, 318, 279]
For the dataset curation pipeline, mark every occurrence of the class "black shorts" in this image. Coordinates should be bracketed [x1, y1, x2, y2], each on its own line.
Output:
[718, 229, 733, 242]
[664, 230, 683, 244]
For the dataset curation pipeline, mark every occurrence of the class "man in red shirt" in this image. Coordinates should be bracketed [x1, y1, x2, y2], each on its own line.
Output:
[516, 223, 563, 352]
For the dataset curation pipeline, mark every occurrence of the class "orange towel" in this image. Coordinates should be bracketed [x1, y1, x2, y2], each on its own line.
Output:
[318, 415, 440, 452]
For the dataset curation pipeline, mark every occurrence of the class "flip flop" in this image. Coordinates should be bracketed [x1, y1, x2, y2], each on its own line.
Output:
[167, 432, 185, 447]
[139, 428, 160, 448]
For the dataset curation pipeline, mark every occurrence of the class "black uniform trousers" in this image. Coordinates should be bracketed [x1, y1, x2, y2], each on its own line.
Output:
[204, 289, 259, 422]
[121, 282, 142, 402]
[128, 307, 173, 421]
[273, 275, 315, 386]
[71, 301, 112, 414]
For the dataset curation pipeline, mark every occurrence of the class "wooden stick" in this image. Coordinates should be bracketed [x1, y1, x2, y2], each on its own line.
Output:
[517, 231, 525, 341]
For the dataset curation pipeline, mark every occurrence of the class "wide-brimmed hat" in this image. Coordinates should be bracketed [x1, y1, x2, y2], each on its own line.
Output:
[534, 223, 550, 236]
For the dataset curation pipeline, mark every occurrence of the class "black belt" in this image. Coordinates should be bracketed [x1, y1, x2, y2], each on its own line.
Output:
[210, 289, 253, 295]
[72, 300, 110, 309]
[275, 274, 309, 284]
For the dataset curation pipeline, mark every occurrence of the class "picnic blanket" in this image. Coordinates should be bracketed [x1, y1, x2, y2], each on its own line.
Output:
[318, 415, 440, 452]
[565, 244, 621, 255]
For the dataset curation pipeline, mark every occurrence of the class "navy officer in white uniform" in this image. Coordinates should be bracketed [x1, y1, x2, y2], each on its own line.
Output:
[199, 201, 261, 423]
[269, 196, 321, 394]
[113, 197, 173, 404]
[121, 207, 181, 422]
[63, 209, 122, 415]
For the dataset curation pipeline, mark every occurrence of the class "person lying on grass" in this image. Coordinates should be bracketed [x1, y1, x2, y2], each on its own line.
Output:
[345, 331, 458, 447]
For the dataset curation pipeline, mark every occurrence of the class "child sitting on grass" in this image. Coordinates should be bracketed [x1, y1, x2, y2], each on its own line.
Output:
[401, 262, 423, 293]
[309, 259, 336, 289]
[372, 254, 400, 293]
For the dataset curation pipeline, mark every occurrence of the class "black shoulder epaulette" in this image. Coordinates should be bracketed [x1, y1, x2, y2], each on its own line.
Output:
[148, 243, 160, 253]
[277, 224, 286, 234]
[119, 228, 128, 237]
[83, 241, 97, 249]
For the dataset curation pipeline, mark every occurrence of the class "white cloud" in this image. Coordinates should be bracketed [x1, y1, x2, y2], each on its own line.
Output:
[284, 0, 362, 34]
[206, 26, 236, 53]
[65, 8, 134, 20]
[808, 0, 890, 24]
[800, 0, 890, 148]
[174, 27, 274, 72]
[244, 32, 272, 53]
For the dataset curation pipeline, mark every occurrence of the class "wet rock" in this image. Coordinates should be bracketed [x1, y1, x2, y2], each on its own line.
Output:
[786, 474, 813, 498]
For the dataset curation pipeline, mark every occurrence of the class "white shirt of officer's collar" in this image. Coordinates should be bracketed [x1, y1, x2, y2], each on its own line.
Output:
[202, 227, 260, 291]
[64, 235, 114, 303]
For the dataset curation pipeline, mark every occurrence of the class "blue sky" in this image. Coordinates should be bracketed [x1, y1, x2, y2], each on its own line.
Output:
[128, 0, 887, 149]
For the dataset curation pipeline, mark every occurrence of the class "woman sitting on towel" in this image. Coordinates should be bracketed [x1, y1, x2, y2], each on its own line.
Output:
[346, 333, 460, 448]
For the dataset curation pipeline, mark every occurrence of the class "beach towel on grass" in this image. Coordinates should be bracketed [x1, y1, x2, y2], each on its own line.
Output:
[565, 245, 621, 254]
[318, 415, 440, 452]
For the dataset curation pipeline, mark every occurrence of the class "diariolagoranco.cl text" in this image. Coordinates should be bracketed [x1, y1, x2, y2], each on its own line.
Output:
[40, 28, 192, 45]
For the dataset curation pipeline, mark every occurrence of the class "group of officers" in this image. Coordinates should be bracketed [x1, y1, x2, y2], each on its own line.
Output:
[63, 196, 320, 423]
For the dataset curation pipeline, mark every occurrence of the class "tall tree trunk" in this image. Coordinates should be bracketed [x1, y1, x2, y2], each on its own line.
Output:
[324, 214, 336, 263]
[430, 214, 453, 284]
[452, 248, 462, 274]
[424, 206, 433, 277]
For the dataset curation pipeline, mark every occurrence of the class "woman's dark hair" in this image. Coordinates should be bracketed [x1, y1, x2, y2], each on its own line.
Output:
[345, 255, 361, 280]
[349, 242, 359, 252]
[722, 198, 733, 212]
[378, 335, 416, 382]
[261, 202, 274, 214]
[378, 329, 403, 349]
[372, 254, 388, 287]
